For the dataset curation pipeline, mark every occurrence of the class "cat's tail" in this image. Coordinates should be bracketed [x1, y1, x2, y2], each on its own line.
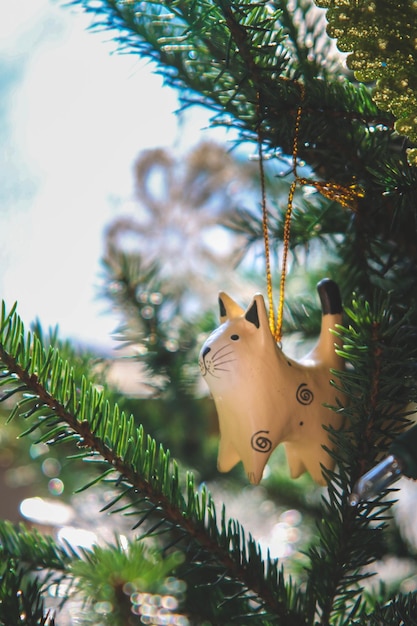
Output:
[317, 278, 342, 317]
[301, 278, 343, 368]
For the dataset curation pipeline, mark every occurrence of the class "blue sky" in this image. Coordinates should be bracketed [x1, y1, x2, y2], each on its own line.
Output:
[0, 0, 228, 349]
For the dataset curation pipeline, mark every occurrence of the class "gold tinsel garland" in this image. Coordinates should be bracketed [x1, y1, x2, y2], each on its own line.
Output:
[314, 0, 417, 165]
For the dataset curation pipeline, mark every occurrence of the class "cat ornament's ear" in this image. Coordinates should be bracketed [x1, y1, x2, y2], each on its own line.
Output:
[219, 291, 265, 329]
[199, 280, 345, 486]
[218, 292, 245, 323]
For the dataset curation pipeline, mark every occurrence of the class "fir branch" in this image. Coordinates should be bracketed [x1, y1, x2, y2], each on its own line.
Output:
[71, 0, 392, 147]
[305, 293, 417, 625]
[355, 593, 417, 625]
[0, 521, 74, 572]
[275, 0, 342, 80]
[0, 301, 305, 624]
[68, 0, 417, 275]
[0, 521, 189, 625]
[0, 560, 56, 626]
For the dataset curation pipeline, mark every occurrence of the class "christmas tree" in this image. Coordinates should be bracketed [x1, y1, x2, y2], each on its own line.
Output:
[1, 0, 417, 623]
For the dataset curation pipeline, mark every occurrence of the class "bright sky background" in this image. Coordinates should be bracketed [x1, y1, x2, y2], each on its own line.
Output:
[0, 0, 229, 350]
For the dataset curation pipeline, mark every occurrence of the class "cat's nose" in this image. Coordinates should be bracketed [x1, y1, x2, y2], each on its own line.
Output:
[202, 346, 211, 359]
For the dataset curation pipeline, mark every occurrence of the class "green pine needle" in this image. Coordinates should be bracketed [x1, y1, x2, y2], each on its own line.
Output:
[0, 301, 304, 624]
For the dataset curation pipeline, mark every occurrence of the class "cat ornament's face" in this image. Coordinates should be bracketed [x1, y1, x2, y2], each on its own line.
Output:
[199, 279, 345, 485]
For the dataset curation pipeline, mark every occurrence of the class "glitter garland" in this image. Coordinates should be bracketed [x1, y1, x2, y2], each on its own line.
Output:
[314, 0, 417, 164]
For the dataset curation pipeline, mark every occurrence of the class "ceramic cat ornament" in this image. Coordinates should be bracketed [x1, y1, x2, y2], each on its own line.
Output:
[199, 279, 345, 485]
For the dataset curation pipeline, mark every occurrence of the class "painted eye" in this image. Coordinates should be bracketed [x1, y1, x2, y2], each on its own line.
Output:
[230, 334, 239, 341]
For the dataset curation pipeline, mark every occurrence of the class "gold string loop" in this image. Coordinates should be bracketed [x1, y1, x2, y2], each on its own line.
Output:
[274, 83, 305, 343]
[258, 81, 362, 344]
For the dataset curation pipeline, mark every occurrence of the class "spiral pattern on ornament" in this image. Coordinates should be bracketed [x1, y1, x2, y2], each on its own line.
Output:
[296, 383, 314, 405]
[251, 430, 272, 453]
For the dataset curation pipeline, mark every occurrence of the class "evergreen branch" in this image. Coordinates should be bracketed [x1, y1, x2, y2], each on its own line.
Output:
[0, 301, 306, 624]
[76, 0, 290, 122]
[0, 560, 56, 626]
[68, 0, 417, 271]
[354, 593, 417, 625]
[71, 0, 393, 152]
[70, 538, 185, 615]
[0, 521, 75, 621]
[305, 293, 417, 625]
[101, 252, 199, 352]
[275, 0, 342, 80]
[0, 521, 188, 624]
[0, 521, 74, 572]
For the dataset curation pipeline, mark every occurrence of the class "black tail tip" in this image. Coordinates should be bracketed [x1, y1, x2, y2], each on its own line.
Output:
[317, 278, 342, 315]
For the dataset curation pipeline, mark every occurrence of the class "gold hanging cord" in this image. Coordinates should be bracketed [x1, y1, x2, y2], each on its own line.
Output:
[258, 83, 364, 344]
